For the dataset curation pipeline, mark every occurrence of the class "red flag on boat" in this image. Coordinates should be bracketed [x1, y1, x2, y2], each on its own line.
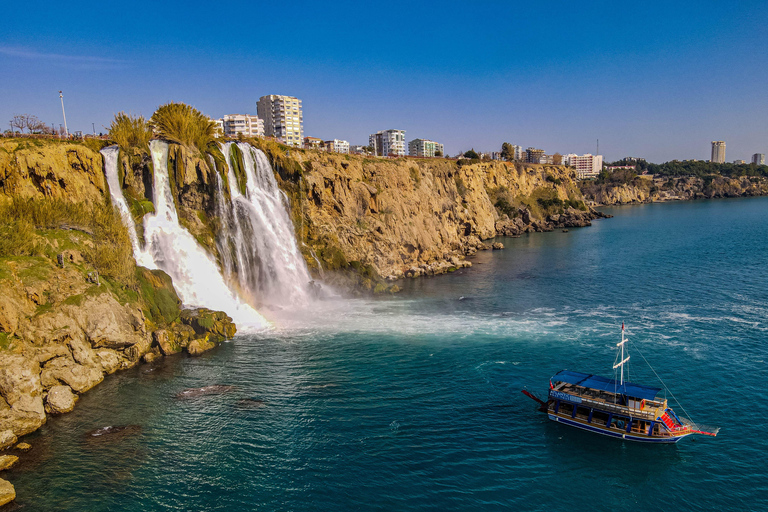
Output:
[622, 322, 624, 331]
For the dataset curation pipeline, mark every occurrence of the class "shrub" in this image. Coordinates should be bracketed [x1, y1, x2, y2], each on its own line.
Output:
[150, 102, 216, 154]
[108, 112, 153, 152]
[455, 176, 468, 197]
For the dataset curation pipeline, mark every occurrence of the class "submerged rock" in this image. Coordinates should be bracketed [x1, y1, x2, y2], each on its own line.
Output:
[175, 385, 235, 400]
[236, 398, 266, 409]
[14, 443, 31, 452]
[85, 425, 141, 440]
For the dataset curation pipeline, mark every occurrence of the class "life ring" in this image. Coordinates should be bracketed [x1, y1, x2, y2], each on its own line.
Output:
[640, 399, 646, 411]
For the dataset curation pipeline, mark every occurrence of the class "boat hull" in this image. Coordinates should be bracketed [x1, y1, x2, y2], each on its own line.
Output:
[548, 414, 690, 443]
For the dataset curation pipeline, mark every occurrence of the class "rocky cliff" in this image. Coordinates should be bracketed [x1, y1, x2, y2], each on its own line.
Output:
[252, 143, 603, 286]
[0, 139, 237, 499]
[581, 174, 768, 206]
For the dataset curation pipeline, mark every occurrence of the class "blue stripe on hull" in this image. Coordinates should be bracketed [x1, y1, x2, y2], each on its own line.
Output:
[548, 415, 689, 443]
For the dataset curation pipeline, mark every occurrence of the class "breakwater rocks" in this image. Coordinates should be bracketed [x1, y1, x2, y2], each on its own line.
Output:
[580, 175, 768, 206]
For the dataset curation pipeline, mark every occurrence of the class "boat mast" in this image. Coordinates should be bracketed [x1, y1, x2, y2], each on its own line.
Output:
[614, 323, 630, 386]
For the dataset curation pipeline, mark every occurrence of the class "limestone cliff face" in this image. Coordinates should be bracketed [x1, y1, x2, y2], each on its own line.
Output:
[0, 140, 107, 206]
[264, 148, 599, 280]
[581, 175, 768, 206]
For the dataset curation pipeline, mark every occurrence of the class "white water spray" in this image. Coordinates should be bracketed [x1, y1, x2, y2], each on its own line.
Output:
[101, 146, 152, 266]
[214, 142, 315, 308]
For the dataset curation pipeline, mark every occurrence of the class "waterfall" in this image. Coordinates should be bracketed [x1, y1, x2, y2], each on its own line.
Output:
[214, 142, 314, 308]
[103, 138, 322, 330]
[101, 146, 151, 266]
[136, 140, 268, 329]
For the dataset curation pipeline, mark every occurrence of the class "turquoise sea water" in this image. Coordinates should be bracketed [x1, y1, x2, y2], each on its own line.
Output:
[10, 198, 768, 511]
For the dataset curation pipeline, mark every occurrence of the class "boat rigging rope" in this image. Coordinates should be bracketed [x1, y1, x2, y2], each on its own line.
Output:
[631, 341, 696, 424]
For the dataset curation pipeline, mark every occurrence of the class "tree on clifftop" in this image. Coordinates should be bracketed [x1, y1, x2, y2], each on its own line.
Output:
[463, 149, 480, 160]
[501, 142, 514, 161]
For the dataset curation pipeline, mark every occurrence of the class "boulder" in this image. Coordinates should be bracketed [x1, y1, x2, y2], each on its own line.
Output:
[0, 478, 14, 507]
[153, 329, 180, 355]
[45, 385, 78, 414]
[492, 242, 504, 250]
[187, 336, 216, 356]
[180, 308, 236, 342]
[0, 430, 16, 450]
[0, 455, 17, 471]
[40, 356, 103, 394]
[142, 349, 162, 364]
[0, 394, 46, 437]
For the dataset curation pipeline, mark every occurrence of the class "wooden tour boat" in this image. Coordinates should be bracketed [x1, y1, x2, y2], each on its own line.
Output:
[523, 324, 719, 443]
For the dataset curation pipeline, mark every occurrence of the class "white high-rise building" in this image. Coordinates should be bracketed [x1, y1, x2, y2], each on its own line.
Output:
[257, 95, 303, 146]
[216, 114, 264, 138]
[569, 154, 603, 179]
[325, 139, 350, 154]
[752, 153, 765, 165]
[408, 138, 444, 157]
[369, 129, 406, 156]
[711, 141, 726, 163]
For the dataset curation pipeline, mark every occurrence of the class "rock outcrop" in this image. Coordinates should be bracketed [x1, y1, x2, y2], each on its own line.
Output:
[581, 175, 768, 206]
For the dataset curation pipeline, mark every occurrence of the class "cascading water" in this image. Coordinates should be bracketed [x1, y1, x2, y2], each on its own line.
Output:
[101, 146, 153, 267]
[136, 140, 268, 329]
[215, 142, 314, 308]
[103, 138, 321, 329]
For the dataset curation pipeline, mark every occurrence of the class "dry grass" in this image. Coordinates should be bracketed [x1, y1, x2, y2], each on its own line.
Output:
[108, 112, 153, 153]
[0, 197, 136, 285]
[150, 102, 216, 154]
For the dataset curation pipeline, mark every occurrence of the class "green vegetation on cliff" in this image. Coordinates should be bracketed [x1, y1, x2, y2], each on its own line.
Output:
[0, 197, 135, 285]
[150, 102, 217, 155]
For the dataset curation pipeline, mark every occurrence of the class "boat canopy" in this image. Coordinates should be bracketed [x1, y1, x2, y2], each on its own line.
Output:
[552, 370, 661, 400]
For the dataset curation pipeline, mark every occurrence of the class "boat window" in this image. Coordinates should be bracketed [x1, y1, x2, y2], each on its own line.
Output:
[576, 406, 590, 419]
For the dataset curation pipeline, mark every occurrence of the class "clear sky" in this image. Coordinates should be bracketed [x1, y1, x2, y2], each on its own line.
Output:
[2, 1, 767, 163]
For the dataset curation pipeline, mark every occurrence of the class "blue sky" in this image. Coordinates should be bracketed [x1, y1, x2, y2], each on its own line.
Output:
[2, 1, 767, 162]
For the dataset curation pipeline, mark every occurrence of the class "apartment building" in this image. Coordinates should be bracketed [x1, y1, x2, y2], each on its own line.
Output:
[408, 138, 444, 157]
[369, 129, 406, 156]
[569, 154, 604, 179]
[325, 139, 350, 154]
[752, 153, 765, 165]
[525, 148, 545, 164]
[257, 95, 303, 146]
[304, 136, 324, 149]
[215, 114, 264, 138]
[711, 141, 726, 163]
